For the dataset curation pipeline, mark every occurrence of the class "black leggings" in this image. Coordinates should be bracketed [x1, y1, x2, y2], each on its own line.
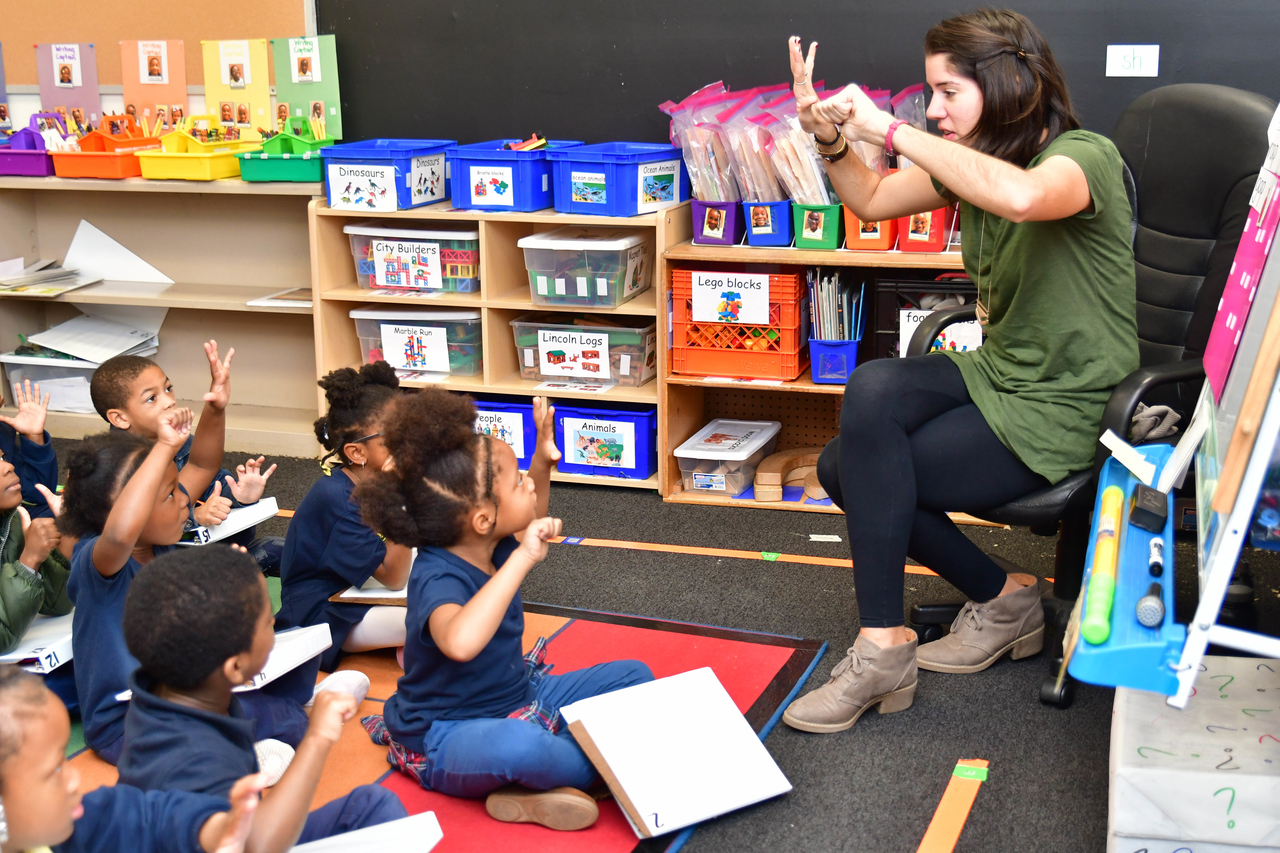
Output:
[817, 355, 1050, 628]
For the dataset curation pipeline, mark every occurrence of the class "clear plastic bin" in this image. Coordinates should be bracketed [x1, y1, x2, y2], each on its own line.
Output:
[0, 353, 102, 414]
[349, 306, 482, 376]
[516, 226, 653, 308]
[673, 418, 782, 496]
[344, 223, 480, 293]
[509, 314, 657, 386]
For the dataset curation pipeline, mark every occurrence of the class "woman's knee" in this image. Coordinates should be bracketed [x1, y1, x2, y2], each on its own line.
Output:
[840, 358, 904, 429]
[817, 439, 843, 509]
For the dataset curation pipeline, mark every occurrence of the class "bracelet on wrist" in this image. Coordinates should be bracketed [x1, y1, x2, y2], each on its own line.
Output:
[817, 135, 850, 164]
[884, 120, 908, 157]
[813, 127, 841, 147]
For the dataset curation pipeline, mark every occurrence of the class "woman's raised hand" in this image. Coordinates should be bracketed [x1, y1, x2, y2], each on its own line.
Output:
[789, 37, 830, 137]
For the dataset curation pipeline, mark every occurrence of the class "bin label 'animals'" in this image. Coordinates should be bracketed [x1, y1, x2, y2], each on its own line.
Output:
[564, 417, 634, 468]
[537, 329, 608, 378]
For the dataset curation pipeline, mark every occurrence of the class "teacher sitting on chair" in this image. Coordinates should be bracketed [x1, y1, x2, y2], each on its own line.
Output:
[782, 9, 1137, 734]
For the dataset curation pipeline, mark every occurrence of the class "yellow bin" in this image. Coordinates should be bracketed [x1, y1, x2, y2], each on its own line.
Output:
[135, 115, 261, 181]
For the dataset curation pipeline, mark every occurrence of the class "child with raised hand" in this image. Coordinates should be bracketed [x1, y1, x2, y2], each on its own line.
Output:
[274, 362, 413, 672]
[358, 389, 653, 832]
[117, 546, 407, 848]
[88, 343, 277, 551]
[0, 441, 71, 655]
[59, 412, 318, 766]
[0, 379, 60, 519]
[0, 665, 268, 853]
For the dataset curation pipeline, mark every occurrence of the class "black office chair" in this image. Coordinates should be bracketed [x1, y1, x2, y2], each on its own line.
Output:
[825, 84, 1276, 706]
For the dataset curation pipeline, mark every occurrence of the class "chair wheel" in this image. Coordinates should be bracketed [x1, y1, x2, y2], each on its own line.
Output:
[1039, 676, 1075, 708]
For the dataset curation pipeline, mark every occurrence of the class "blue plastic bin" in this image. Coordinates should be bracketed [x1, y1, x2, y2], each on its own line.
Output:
[546, 142, 689, 216]
[743, 200, 793, 246]
[447, 140, 583, 212]
[554, 403, 657, 480]
[810, 339, 861, 384]
[320, 139, 456, 212]
[474, 397, 537, 469]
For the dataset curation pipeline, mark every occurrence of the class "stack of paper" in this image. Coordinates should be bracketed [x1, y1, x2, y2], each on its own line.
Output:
[178, 498, 280, 546]
[292, 811, 442, 852]
[561, 667, 792, 838]
[0, 612, 75, 673]
[0, 258, 100, 298]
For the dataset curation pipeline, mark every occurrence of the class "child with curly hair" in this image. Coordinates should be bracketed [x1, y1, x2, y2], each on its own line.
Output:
[273, 362, 413, 672]
[358, 389, 652, 832]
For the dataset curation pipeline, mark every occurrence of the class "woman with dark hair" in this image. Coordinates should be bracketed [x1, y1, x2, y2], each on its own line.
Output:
[782, 9, 1137, 733]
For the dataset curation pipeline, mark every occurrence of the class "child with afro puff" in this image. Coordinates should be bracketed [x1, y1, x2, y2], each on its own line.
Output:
[358, 388, 652, 832]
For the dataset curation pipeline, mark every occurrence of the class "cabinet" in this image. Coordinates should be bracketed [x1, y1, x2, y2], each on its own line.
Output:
[309, 198, 692, 490]
[658, 240, 965, 512]
[0, 176, 323, 457]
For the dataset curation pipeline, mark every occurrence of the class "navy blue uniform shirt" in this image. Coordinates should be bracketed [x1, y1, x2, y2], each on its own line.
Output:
[383, 537, 533, 754]
[68, 535, 177, 754]
[117, 669, 258, 799]
[54, 783, 226, 853]
[0, 423, 58, 518]
[275, 469, 384, 670]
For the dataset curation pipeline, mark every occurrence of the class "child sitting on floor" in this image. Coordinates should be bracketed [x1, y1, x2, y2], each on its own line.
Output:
[116, 546, 406, 847]
[274, 362, 412, 672]
[358, 389, 653, 832]
[0, 447, 72, 656]
[0, 664, 267, 853]
[0, 380, 60, 519]
[58, 414, 343, 766]
[88, 343, 279, 564]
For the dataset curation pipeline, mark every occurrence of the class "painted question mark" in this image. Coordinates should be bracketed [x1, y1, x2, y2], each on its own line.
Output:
[1214, 786, 1236, 829]
[1261, 733, 1280, 745]
[1211, 674, 1235, 698]
[1258, 663, 1275, 673]
[1217, 748, 1240, 770]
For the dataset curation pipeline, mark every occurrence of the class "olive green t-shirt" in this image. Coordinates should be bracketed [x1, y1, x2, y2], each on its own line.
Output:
[931, 129, 1138, 483]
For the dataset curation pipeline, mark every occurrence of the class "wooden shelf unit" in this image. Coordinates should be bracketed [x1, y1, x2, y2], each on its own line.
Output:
[658, 239, 966, 511]
[310, 199, 691, 491]
[0, 177, 322, 457]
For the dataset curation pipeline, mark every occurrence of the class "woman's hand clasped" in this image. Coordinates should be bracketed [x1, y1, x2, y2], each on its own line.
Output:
[788, 37, 895, 148]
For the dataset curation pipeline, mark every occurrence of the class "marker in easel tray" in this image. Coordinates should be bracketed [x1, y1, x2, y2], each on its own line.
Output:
[1148, 537, 1164, 577]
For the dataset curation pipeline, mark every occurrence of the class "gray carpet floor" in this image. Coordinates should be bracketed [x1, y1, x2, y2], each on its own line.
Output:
[52, 439, 1280, 852]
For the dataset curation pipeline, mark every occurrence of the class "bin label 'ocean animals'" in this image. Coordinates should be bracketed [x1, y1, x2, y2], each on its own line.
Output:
[564, 417, 635, 468]
[636, 159, 681, 213]
[537, 329, 609, 378]
[470, 165, 514, 206]
[380, 323, 449, 373]
[691, 272, 769, 325]
[572, 171, 607, 204]
[329, 164, 396, 212]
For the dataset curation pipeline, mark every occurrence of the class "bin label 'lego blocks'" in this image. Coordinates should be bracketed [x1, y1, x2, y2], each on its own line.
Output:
[537, 329, 609, 378]
[691, 272, 769, 325]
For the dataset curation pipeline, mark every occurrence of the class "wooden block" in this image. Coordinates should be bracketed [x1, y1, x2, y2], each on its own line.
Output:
[754, 484, 783, 502]
[755, 447, 825, 486]
[803, 469, 828, 500]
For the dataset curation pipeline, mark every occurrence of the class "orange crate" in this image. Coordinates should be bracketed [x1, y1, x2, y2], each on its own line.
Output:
[672, 344, 809, 381]
[671, 269, 807, 351]
[51, 114, 161, 179]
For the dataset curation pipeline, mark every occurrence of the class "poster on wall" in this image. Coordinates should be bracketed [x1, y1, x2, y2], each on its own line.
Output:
[120, 40, 188, 132]
[201, 39, 270, 142]
[271, 35, 343, 139]
[0, 45, 10, 131]
[36, 43, 102, 126]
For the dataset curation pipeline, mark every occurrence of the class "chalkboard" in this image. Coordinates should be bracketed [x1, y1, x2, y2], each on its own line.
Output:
[318, 0, 1280, 145]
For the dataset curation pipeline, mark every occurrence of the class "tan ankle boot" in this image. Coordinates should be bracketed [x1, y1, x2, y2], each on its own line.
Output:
[782, 631, 917, 733]
[916, 579, 1044, 673]
[485, 786, 599, 831]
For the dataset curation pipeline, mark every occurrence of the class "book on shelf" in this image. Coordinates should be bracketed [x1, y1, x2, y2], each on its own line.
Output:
[806, 267, 864, 342]
[27, 314, 159, 364]
[246, 287, 313, 308]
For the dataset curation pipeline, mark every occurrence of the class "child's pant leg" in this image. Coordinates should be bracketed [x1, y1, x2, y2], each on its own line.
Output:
[296, 784, 408, 843]
[237, 690, 310, 747]
[424, 717, 598, 798]
[535, 660, 654, 709]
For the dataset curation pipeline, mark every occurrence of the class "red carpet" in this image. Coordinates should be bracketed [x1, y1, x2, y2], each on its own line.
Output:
[384, 604, 824, 853]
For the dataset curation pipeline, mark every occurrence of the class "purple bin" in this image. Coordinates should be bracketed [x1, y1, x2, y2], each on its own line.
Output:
[692, 200, 746, 246]
[0, 113, 69, 177]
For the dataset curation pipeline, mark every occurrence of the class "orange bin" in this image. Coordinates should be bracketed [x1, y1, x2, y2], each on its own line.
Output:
[51, 115, 162, 179]
[670, 269, 809, 380]
[844, 208, 899, 251]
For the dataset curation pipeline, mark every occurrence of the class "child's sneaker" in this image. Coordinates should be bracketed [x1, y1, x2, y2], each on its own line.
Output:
[396, 646, 405, 669]
[485, 786, 599, 831]
[253, 738, 295, 786]
[306, 670, 371, 709]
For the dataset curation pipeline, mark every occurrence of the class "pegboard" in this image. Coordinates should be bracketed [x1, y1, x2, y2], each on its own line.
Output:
[702, 388, 841, 451]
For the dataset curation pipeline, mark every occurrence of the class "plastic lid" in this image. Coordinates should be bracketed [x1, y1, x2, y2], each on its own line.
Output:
[349, 306, 481, 321]
[320, 139, 455, 157]
[673, 419, 781, 460]
[343, 223, 479, 241]
[517, 226, 649, 251]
